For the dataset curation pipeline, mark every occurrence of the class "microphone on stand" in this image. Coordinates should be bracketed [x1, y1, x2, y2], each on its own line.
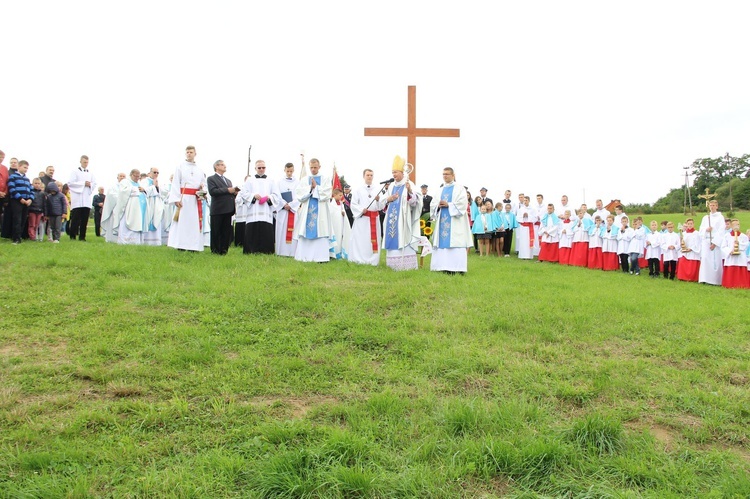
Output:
[379, 178, 395, 184]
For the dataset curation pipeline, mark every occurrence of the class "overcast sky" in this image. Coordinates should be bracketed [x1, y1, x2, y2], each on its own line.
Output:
[3, 1, 749, 205]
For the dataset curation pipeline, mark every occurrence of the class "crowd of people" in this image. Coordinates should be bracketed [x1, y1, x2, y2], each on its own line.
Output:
[2, 146, 748, 286]
[465, 190, 749, 288]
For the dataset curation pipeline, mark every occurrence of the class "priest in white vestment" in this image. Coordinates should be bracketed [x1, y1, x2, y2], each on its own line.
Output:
[167, 146, 207, 252]
[101, 173, 125, 243]
[111, 169, 149, 245]
[273, 163, 299, 257]
[698, 199, 725, 285]
[142, 168, 164, 246]
[349, 169, 386, 266]
[430, 167, 472, 273]
[294, 158, 333, 262]
[382, 156, 421, 271]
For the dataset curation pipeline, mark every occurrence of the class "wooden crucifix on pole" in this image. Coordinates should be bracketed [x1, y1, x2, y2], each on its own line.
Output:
[364, 85, 460, 183]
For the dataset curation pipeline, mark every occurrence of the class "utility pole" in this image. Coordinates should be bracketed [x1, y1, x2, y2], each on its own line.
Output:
[683, 166, 694, 215]
[725, 152, 733, 214]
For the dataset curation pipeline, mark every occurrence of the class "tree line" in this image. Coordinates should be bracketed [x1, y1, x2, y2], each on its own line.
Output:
[626, 153, 750, 215]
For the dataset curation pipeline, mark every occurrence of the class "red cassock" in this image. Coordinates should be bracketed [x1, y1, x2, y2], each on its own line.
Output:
[558, 246, 571, 265]
[539, 242, 559, 262]
[602, 252, 620, 271]
[569, 242, 588, 267]
[722, 266, 750, 288]
[676, 258, 699, 282]
[587, 247, 603, 269]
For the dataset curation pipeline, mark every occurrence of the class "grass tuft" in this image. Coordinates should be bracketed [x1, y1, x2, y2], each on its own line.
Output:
[566, 414, 625, 455]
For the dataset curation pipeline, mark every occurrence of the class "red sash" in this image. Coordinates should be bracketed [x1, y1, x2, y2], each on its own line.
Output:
[520, 222, 535, 247]
[365, 211, 379, 251]
[286, 211, 295, 243]
[181, 187, 203, 230]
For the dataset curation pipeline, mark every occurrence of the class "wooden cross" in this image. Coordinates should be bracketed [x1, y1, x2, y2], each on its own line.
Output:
[364, 85, 460, 183]
[698, 188, 717, 209]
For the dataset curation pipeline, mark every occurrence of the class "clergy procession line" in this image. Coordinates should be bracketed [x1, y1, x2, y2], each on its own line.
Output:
[2, 146, 748, 288]
[0, 147, 472, 273]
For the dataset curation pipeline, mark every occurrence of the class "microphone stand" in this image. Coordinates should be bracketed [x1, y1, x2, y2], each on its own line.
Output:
[358, 180, 392, 218]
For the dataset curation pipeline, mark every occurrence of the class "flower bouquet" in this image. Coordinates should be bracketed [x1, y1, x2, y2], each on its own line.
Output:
[418, 214, 433, 268]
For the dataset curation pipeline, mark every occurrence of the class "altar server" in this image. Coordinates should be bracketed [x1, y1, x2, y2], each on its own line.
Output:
[538, 204, 560, 263]
[167, 146, 207, 252]
[644, 220, 662, 278]
[720, 219, 749, 288]
[557, 210, 574, 265]
[698, 200, 725, 285]
[676, 219, 701, 282]
[349, 169, 386, 266]
[601, 215, 620, 271]
[274, 163, 299, 257]
[587, 216, 605, 269]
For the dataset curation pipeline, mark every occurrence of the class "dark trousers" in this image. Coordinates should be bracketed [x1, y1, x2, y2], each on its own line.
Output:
[619, 253, 629, 273]
[10, 199, 29, 243]
[648, 258, 660, 276]
[234, 222, 245, 247]
[663, 260, 676, 280]
[94, 208, 103, 237]
[210, 213, 234, 255]
[69, 207, 91, 240]
[48, 216, 62, 241]
[244, 221, 275, 254]
[503, 229, 514, 255]
[0, 199, 12, 238]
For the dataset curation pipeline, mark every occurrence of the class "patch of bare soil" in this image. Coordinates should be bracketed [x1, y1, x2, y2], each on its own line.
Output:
[625, 421, 679, 452]
[247, 395, 340, 418]
[459, 476, 509, 498]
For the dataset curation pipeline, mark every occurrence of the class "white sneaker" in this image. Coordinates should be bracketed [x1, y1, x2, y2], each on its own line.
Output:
[53, 240, 60, 244]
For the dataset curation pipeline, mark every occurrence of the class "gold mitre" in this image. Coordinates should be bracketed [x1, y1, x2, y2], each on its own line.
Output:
[392, 155, 405, 172]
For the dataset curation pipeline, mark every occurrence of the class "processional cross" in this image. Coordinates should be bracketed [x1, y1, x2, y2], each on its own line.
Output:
[364, 85, 460, 183]
[698, 188, 716, 209]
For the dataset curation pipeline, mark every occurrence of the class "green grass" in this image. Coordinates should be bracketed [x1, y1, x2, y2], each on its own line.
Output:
[1, 217, 748, 497]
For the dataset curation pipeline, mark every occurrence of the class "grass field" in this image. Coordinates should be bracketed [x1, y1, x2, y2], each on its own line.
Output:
[1, 214, 748, 498]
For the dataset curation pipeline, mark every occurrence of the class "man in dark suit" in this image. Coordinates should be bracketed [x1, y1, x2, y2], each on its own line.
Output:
[420, 184, 432, 216]
[343, 184, 354, 227]
[479, 187, 492, 207]
[92, 186, 106, 237]
[207, 159, 239, 255]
